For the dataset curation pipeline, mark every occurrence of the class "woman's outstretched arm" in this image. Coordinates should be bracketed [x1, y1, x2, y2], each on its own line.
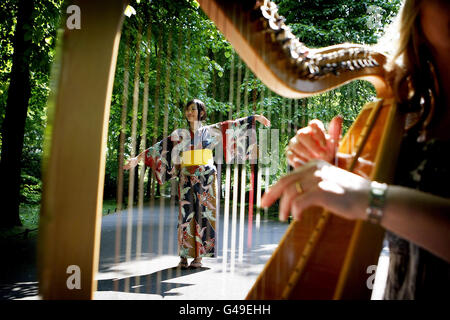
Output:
[123, 149, 146, 170]
[254, 114, 271, 127]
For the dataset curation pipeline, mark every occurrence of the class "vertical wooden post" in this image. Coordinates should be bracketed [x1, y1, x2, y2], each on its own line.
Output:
[38, 0, 127, 299]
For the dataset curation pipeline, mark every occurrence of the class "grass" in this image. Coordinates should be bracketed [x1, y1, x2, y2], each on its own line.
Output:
[0, 204, 41, 240]
[1, 200, 117, 240]
[102, 199, 118, 215]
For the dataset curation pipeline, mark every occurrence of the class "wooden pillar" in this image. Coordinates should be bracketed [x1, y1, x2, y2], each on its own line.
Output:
[38, 0, 128, 299]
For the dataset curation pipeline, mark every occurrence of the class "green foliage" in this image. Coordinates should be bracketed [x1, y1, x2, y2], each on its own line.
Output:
[277, 0, 401, 46]
[102, 199, 118, 216]
[0, 0, 63, 214]
[0, 0, 17, 134]
[19, 203, 40, 229]
[20, 173, 41, 204]
[0, 0, 401, 210]
[105, 0, 402, 197]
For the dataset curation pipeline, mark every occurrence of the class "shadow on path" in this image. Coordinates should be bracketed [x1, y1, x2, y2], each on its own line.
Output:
[0, 281, 38, 300]
[0, 234, 38, 300]
[97, 266, 210, 297]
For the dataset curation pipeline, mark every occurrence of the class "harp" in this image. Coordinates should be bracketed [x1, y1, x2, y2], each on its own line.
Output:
[196, 0, 403, 299]
[38, 0, 404, 299]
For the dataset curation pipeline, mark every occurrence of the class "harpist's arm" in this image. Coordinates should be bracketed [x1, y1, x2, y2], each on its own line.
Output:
[381, 185, 450, 263]
[261, 160, 450, 263]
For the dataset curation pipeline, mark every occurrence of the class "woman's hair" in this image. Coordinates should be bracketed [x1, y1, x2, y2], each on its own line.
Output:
[386, 0, 442, 139]
[184, 99, 207, 122]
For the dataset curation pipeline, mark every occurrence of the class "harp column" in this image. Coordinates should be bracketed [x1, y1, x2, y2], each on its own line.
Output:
[38, 0, 127, 299]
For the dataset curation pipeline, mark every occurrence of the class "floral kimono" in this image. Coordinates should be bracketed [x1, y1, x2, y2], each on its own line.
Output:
[144, 116, 257, 259]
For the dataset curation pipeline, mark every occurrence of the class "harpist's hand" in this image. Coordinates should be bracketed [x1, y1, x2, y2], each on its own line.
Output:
[287, 115, 342, 168]
[261, 159, 370, 222]
[123, 157, 138, 170]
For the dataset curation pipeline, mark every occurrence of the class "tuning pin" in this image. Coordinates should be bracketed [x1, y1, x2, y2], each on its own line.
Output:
[275, 26, 287, 41]
[346, 60, 355, 71]
[268, 18, 281, 31]
[298, 60, 310, 78]
[363, 49, 370, 59]
[312, 54, 322, 65]
[281, 32, 295, 47]
[261, 5, 271, 20]
[289, 43, 300, 60]
[308, 63, 319, 75]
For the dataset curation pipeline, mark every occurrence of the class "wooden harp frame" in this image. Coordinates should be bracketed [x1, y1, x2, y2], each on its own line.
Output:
[38, 0, 404, 299]
[38, 0, 128, 299]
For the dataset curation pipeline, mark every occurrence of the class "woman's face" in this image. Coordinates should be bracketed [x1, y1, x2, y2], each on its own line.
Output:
[185, 103, 200, 123]
[420, 0, 450, 54]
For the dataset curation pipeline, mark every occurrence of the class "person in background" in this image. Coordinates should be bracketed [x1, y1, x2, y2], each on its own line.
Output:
[125, 99, 270, 269]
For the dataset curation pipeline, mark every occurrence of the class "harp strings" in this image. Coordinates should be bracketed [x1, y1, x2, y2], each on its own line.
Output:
[264, 89, 272, 222]
[135, 23, 152, 294]
[114, 26, 130, 292]
[170, 27, 185, 288]
[221, 51, 234, 272]
[247, 78, 257, 250]
[239, 64, 251, 263]
[231, 55, 245, 272]
[124, 22, 143, 293]
[109, 11, 290, 296]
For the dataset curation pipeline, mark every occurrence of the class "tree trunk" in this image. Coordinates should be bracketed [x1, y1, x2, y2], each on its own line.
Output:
[0, 0, 34, 228]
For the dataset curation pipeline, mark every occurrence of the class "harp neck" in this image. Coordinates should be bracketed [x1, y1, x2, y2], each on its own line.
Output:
[198, 0, 393, 99]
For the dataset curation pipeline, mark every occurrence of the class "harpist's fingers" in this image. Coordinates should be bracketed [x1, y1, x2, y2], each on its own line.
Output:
[308, 120, 327, 149]
[289, 128, 326, 159]
[286, 150, 307, 168]
[290, 187, 322, 220]
[261, 163, 317, 207]
[327, 115, 343, 155]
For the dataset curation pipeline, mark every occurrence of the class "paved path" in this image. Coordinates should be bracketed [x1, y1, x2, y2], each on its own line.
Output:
[1, 198, 388, 300]
[95, 199, 289, 300]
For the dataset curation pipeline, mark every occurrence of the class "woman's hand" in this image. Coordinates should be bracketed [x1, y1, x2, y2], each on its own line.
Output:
[123, 156, 139, 170]
[287, 115, 343, 168]
[256, 114, 271, 127]
[261, 159, 370, 222]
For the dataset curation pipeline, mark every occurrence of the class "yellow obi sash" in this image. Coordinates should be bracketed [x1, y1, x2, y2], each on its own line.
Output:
[181, 149, 213, 167]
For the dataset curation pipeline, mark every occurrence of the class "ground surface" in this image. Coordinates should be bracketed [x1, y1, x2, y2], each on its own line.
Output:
[0, 199, 388, 300]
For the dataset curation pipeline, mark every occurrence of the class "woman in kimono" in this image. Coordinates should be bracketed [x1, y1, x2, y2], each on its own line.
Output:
[125, 99, 270, 268]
